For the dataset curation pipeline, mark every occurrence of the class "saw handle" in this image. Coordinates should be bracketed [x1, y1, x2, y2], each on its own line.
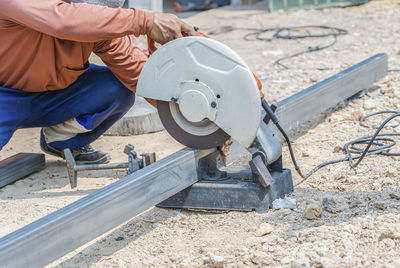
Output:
[147, 37, 157, 55]
[253, 74, 264, 98]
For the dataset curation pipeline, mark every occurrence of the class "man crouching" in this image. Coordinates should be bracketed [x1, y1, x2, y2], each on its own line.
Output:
[0, 0, 196, 164]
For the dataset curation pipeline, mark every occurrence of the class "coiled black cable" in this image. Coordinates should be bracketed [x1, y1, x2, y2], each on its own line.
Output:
[208, 25, 348, 69]
[275, 111, 400, 186]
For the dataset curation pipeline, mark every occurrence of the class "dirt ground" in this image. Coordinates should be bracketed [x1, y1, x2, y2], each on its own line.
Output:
[1, 0, 400, 267]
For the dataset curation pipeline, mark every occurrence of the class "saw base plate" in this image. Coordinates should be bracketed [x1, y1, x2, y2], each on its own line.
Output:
[157, 167, 293, 212]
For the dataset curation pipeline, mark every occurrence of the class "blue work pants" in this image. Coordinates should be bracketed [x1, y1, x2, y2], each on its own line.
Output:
[0, 65, 135, 151]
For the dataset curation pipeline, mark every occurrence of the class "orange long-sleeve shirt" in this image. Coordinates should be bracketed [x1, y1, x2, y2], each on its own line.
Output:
[0, 0, 154, 92]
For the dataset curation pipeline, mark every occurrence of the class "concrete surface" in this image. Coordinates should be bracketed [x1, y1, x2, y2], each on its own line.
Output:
[105, 96, 164, 136]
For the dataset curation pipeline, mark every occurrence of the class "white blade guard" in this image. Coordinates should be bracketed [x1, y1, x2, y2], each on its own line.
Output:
[136, 37, 261, 148]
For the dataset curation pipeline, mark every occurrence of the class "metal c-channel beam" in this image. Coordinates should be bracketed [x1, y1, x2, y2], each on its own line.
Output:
[0, 148, 213, 268]
[268, 53, 388, 142]
[0, 153, 45, 188]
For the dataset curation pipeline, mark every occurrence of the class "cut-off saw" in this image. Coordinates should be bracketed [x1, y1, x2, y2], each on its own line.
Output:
[137, 36, 293, 211]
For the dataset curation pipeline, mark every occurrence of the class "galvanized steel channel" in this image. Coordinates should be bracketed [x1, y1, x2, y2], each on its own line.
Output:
[0, 153, 45, 188]
[0, 148, 213, 268]
[268, 53, 388, 142]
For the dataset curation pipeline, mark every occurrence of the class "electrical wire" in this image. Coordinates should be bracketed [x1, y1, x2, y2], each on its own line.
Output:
[208, 25, 348, 69]
[273, 111, 400, 186]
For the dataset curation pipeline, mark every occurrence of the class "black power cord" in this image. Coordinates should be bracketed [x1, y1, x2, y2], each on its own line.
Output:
[208, 25, 348, 69]
[263, 99, 400, 186]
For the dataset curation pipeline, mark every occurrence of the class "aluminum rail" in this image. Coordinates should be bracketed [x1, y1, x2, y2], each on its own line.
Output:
[268, 53, 388, 142]
[0, 148, 213, 268]
[0, 153, 45, 188]
[73, 163, 129, 171]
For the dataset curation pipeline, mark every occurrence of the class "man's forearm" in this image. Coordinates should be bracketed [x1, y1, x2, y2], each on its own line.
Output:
[94, 36, 148, 92]
[0, 0, 154, 42]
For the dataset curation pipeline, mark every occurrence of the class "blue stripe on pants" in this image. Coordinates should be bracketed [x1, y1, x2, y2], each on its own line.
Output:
[0, 64, 135, 151]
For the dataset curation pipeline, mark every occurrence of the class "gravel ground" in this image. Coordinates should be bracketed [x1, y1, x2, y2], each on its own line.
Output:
[1, 0, 400, 267]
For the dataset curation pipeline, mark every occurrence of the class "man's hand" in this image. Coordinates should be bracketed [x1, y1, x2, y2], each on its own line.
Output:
[148, 12, 198, 45]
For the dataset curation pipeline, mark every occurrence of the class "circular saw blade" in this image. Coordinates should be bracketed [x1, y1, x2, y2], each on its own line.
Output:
[157, 100, 230, 149]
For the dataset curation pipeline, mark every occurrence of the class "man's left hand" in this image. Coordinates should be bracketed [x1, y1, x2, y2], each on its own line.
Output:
[148, 12, 198, 45]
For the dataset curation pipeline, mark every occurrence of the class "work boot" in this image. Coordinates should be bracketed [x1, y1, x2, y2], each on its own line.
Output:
[40, 129, 111, 165]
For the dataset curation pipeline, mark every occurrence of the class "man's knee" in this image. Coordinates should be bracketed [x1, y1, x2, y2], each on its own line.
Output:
[100, 70, 135, 111]
[111, 83, 135, 110]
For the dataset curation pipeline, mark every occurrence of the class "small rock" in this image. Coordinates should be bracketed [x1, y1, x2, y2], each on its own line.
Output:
[322, 195, 348, 213]
[380, 87, 394, 95]
[375, 201, 386, 210]
[250, 251, 270, 265]
[381, 177, 393, 186]
[333, 146, 342, 153]
[304, 204, 322, 220]
[332, 172, 345, 181]
[291, 260, 309, 268]
[256, 223, 274, 237]
[262, 50, 283, 56]
[349, 196, 363, 208]
[212, 255, 226, 268]
[272, 197, 297, 210]
[204, 254, 226, 268]
[389, 192, 400, 200]
[284, 231, 296, 240]
[379, 230, 400, 241]
[203, 256, 211, 265]
[363, 98, 376, 110]
[281, 208, 292, 216]
[280, 256, 292, 265]
[385, 168, 397, 177]
[173, 209, 181, 214]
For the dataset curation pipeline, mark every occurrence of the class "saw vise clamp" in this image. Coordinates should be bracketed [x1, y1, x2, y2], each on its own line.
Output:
[64, 145, 156, 188]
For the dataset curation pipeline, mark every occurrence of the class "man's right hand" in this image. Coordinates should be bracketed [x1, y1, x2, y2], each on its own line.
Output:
[148, 12, 198, 45]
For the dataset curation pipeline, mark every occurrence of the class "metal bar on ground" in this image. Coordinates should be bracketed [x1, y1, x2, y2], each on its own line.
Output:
[0, 153, 45, 188]
[268, 53, 388, 142]
[73, 162, 129, 171]
[0, 148, 213, 268]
